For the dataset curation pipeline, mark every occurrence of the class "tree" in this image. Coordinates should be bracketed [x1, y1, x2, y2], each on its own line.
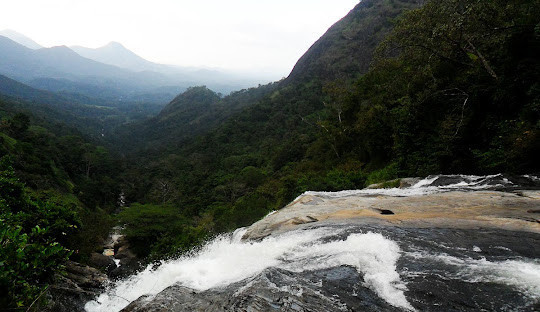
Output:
[0, 157, 77, 309]
[8, 113, 30, 138]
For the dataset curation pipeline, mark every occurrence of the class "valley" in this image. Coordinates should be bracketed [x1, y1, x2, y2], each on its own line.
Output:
[0, 0, 539, 311]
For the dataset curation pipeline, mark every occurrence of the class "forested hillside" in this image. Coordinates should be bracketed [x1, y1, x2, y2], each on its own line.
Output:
[286, 0, 422, 84]
[116, 0, 424, 257]
[330, 0, 540, 175]
[0, 97, 122, 307]
[0, 74, 170, 139]
[114, 82, 280, 154]
[116, 0, 539, 259]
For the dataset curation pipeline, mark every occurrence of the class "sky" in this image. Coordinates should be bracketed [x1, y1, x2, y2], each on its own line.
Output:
[0, 0, 359, 80]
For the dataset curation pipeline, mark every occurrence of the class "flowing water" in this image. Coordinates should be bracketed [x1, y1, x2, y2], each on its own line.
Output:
[85, 175, 540, 311]
[304, 173, 529, 198]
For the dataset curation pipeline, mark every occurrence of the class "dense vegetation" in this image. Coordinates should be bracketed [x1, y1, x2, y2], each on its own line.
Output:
[340, 0, 540, 174]
[0, 105, 121, 308]
[114, 83, 279, 154]
[0, 74, 169, 140]
[0, 0, 538, 308]
[0, 158, 76, 308]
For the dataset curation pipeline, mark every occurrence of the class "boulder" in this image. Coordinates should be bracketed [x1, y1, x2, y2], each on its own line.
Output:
[65, 261, 108, 289]
[109, 256, 141, 280]
[114, 236, 129, 253]
[399, 177, 421, 188]
[89, 252, 116, 272]
[109, 237, 140, 279]
[366, 178, 401, 189]
[42, 261, 108, 312]
[115, 245, 135, 259]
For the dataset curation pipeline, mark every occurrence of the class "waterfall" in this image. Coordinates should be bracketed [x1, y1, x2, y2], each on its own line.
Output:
[85, 174, 540, 311]
[85, 227, 414, 311]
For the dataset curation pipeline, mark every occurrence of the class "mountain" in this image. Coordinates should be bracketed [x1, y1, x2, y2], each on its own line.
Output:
[117, 0, 539, 260]
[118, 0, 421, 155]
[286, 0, 422, 84]
[70, 41, 272, 93]
[0, 34, 192, 108]
[0, 31, 271, 95]
[0, 73, 68, 105]
[0, 35, 174, 90]
[0, 74, 121, 134]
[114, 82, 280, 154]
[117, 0, 423, 233]
[0, 74, 173, 139]
[71, 41, 157, 72]
[0, 29, 43, 49]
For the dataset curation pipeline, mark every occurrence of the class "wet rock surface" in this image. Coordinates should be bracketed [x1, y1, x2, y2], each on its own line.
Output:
[89, 252, 117, 273]
[44, 261, 108, 312]
[64, 261, 109, 289]
[110, 236, 140, 279]
[122, 266, 401, 312]
[45, 230, 140, 311]
[87, 175, 540, 312]
[119, 225, 540, 312]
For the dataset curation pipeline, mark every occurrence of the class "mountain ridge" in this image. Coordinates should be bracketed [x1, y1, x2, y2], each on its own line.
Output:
[0, 35, 171, 89]
[129, 0, 423, 156]
[70, 41, 157, 72]
[0, 33, 270, 95]
[0, 29, 43, 49]
[285, 0, 422, 84]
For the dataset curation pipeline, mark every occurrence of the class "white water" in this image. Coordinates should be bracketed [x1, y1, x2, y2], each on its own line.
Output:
[523, 174, 540, 182]
[85, 227, 413, 312]
[303, 174, 516, 198]
[85, 174, 539, 311]
[281, 231, 413, 310]
[406, 251, 540, 299]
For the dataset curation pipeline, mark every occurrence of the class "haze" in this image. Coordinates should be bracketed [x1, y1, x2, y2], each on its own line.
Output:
[0, 0, 359, 80]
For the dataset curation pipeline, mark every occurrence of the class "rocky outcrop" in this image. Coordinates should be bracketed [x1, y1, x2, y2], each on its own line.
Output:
[119, 224, 540, 312]
[103, 187, 540, 312]
[109, 236, 140, 279]
[122, 267, 401, 312]
[44, 229, 140, 311]
[242, 190, 540, 240]
[89, 252, 116, 273]
[64, 261, 108, 289]
[367, 178, 422, 189]
[44, 261, 108, 312]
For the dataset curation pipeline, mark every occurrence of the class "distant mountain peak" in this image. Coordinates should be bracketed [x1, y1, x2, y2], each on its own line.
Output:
[49, 45, 70, 49]
[0, 29, 43, 49]
[46, 45, 80, 56]
[70, 41, 156, 72]
[104, 41, 126, 49]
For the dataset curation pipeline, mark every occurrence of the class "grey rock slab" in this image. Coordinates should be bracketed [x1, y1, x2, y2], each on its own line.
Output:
[242, 191, 540, 240]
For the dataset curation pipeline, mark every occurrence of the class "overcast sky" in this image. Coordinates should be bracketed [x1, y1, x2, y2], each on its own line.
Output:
[0, 0, 359, 79]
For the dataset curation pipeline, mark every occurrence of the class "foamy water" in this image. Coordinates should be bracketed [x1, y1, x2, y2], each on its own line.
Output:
[303, 174, 519, 198]
[406, 251, 540, 299]
[85, 228, 413, 311]
[282, 232, 413, 310]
